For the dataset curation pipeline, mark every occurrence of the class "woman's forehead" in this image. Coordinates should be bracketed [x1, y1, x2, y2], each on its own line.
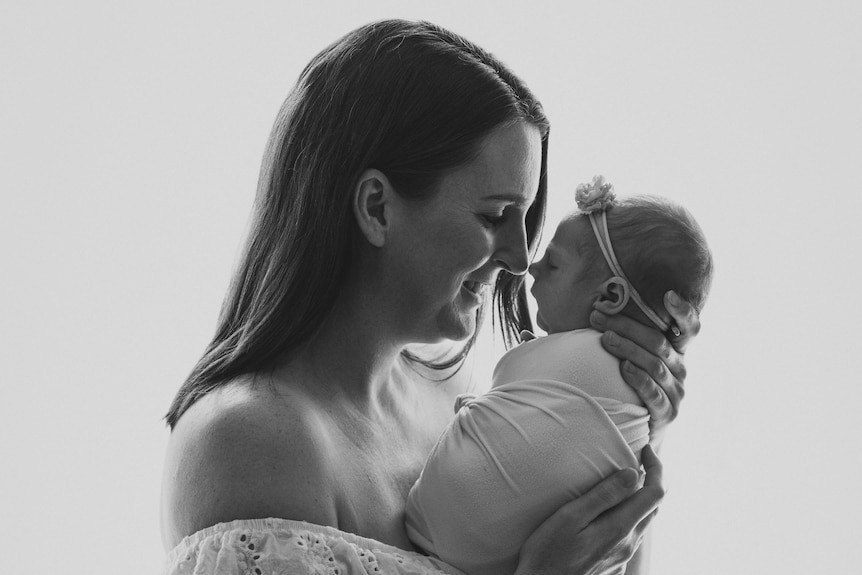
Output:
[447, 122, 542, 203]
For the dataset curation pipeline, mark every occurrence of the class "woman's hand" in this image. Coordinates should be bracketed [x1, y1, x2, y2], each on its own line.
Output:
[590, 291, 701, 444]
[515, 446, 665, 575]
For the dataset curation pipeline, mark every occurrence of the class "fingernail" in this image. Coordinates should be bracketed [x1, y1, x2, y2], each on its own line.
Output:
[622, 360, 635, 373]
[605, 331, 619, 347]
[667, 291, 680, 307]
[618, 468, 638, 488]
[590, 310, 605, 327]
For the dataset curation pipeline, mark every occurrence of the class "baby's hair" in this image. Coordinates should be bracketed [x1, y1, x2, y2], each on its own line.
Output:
[579, 195, 713, 326]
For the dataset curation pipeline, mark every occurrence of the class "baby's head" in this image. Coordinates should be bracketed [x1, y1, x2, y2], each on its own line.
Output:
[529, 178, 713, 335]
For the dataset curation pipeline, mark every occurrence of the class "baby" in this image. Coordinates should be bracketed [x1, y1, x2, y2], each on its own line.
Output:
[405, 176, 713, 575]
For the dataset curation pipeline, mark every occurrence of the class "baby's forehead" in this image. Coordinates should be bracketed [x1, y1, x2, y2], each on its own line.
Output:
[552, 213, 591, 244]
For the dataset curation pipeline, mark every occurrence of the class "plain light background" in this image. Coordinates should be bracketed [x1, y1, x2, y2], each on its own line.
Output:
[2, 1, 860, 573]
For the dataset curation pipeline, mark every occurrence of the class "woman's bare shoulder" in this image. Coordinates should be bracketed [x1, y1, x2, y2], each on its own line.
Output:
[160, 376, 337, 551]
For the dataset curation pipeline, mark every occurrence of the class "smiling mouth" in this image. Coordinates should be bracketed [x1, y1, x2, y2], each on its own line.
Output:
[463, 281, 488, 295]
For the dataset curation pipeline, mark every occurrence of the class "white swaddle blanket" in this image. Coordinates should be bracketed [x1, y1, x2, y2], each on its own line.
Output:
[405, 329, 649, 575]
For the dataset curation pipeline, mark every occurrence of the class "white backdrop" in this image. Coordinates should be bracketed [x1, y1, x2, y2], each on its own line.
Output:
[2, 1, 860, 573]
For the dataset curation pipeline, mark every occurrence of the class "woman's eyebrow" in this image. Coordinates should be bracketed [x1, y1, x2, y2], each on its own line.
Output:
[480, 193, 532, 207]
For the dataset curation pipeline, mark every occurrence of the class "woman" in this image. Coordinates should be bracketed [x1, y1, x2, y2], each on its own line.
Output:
[161, 19, 697, 574]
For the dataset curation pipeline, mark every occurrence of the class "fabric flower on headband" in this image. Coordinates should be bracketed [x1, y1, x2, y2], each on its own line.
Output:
[575, 175, 616, 213]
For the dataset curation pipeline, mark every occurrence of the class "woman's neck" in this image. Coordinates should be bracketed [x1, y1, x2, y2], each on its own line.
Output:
[276, 288, 413, 414]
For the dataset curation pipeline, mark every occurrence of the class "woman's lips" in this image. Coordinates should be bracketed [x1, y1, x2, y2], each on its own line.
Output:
[463, 279, 494, 294]
[461, 281, 490, 306]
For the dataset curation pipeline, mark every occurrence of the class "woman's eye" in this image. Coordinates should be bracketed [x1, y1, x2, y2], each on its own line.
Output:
[480, 213, 506, 228]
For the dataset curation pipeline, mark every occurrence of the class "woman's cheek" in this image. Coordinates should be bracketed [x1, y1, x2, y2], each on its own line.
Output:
[449, 221, 492, 268]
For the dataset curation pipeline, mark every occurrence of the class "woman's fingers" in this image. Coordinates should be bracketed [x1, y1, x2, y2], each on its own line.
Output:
[639, 444, 663, 490]
[579, 468, 642, 523]
[592, 324, 685, 427]
[589, 293, 703, 439]
[540, 467, 642, 535]
[590, 309, 669, 357]
[515, 450, 666, 575]
[626, 448, 664, 553]
[620, 355, 684, 425]
[595, 446, 664, 546]
[591, 310, 684, 381]
[579, 450, 665, 566]
[514, 468, 643, 575]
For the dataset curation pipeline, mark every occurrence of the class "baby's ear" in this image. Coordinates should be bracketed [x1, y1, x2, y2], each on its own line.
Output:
[352, 169, 394, 248]
[593, 276, 631, 315]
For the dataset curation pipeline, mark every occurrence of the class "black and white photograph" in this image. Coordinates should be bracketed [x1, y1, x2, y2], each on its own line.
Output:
[2, 1, 859, 573]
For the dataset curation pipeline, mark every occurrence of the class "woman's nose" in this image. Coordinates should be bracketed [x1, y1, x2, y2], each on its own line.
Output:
[528, 260, 539, 278]
[494, 220, 530, 276]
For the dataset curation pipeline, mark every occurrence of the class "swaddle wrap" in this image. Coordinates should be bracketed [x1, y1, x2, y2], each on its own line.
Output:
[405, 329, 649, 575]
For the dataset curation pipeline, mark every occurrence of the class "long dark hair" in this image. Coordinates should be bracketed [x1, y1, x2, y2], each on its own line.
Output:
[166, 19, 549, 428]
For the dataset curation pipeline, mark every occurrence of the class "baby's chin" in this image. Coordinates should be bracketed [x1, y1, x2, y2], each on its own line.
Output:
[536, 312, 592, 335]
[535, 311, 549, 334]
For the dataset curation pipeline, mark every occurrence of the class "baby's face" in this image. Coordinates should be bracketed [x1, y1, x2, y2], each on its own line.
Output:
[529, 215, 604, 334]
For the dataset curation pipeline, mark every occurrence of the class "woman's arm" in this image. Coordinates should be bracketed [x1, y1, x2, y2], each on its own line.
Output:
[515, 446, 664, 575]
[590, 291, 701, 446]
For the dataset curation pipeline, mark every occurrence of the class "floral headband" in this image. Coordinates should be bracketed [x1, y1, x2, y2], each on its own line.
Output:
[575, 176, 680, 337]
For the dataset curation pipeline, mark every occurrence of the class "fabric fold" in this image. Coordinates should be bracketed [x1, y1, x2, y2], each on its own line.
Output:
[405, 329, 649, 575]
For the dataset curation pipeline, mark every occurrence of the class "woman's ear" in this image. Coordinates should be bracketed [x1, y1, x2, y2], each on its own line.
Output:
[593, 276, 631, 315]
[352, 169, 393, 248]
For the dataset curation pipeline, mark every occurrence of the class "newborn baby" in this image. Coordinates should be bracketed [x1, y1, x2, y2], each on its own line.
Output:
[405, 177, 713, 575]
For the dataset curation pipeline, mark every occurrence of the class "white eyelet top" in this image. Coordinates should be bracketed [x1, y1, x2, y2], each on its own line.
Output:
[164, 518, 464, 575]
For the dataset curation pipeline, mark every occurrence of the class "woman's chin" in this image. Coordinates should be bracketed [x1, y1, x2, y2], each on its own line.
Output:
[447, 315, 476, 342]
[434, 305, 478, 343]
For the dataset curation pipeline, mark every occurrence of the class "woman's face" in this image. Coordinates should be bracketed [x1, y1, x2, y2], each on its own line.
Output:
[388, 121, 543, 343]
[529, 215, 604, 334]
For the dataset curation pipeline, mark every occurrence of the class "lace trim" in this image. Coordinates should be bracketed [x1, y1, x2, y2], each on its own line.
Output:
[165, 517, 463, 575]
